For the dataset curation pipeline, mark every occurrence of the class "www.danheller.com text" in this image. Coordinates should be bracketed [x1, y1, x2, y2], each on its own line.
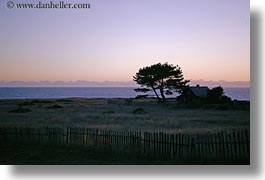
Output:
[6, 1, 91, 9]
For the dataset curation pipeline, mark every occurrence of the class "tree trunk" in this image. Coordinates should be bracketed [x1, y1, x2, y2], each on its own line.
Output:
[159, 79, 166, 102]
[151, 86, 161, 102]
[160, 87, 166, 102]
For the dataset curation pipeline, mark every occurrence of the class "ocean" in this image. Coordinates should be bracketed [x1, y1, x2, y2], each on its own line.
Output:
[0, 87, 250, 100]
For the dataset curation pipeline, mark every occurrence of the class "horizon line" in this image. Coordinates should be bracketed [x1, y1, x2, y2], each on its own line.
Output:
[0, 80, 250, 88]
[0, 80, 250, 86]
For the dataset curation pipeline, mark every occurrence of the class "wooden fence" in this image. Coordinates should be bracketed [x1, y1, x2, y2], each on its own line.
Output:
[0, 127, 249, 162]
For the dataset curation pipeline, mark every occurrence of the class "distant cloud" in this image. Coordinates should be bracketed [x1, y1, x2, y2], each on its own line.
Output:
[0, 80, 250, 87]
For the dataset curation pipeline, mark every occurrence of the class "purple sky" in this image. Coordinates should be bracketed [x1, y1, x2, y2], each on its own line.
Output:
[0, 0, 249, 85]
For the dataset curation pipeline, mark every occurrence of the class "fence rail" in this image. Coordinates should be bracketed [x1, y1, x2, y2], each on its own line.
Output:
[0, 127, 249, 162]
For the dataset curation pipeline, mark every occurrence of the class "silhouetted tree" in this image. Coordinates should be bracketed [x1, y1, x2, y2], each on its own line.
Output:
[133, 62, 189, 102]
[206, 86, 224, 104]
[220, 95, 232, 104]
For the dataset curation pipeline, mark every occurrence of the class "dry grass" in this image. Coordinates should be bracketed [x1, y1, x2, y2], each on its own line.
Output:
[0, 98, 249, 133]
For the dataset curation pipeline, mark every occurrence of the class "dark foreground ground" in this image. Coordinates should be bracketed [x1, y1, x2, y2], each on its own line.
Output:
[0, 98, 250, 165]
[0, 144, 249, 165]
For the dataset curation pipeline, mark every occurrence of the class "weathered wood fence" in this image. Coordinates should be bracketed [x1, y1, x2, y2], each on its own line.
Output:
[0, 127, 249, 162]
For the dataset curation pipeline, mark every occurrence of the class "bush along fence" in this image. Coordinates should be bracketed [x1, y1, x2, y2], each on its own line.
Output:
[0, 127, 249, 163]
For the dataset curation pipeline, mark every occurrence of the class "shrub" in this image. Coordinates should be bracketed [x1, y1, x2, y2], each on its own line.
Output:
[132, 108, 146, 114]
[18, 100, 54, 106]
[135, 95, 148, 99]
[31, 100, 53, 104]
[47, 104, 63, 109]
[56, 99, 73, 103]
[18, 101, 34, 106]
[9, 108, 32, 113]
[220, 95, 232, 104]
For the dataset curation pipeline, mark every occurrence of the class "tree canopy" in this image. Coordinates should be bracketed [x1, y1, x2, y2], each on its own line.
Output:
[206, 86, 224, 104]
[133, 62, 189, 102]
[206, 86, 232, 104]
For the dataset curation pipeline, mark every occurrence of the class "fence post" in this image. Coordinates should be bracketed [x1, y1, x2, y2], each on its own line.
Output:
[245, 130, 250, 159]
[232, 131, 238, 160]
[217, 133, 223, 160]
[223, 131, 229, 160]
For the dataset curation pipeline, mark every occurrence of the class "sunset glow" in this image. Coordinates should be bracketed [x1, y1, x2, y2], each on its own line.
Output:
[0, 0, 250, 84]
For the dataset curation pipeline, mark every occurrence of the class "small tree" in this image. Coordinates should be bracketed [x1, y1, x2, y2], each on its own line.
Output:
[133, 62, 189, 102]
[206, 86, 224, 104]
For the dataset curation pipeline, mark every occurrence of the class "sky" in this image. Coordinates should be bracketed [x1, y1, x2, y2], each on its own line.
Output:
[0, 0, 250, 85]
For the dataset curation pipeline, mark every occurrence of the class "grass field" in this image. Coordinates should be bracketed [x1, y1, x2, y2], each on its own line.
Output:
[0, 98, 250, 133]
